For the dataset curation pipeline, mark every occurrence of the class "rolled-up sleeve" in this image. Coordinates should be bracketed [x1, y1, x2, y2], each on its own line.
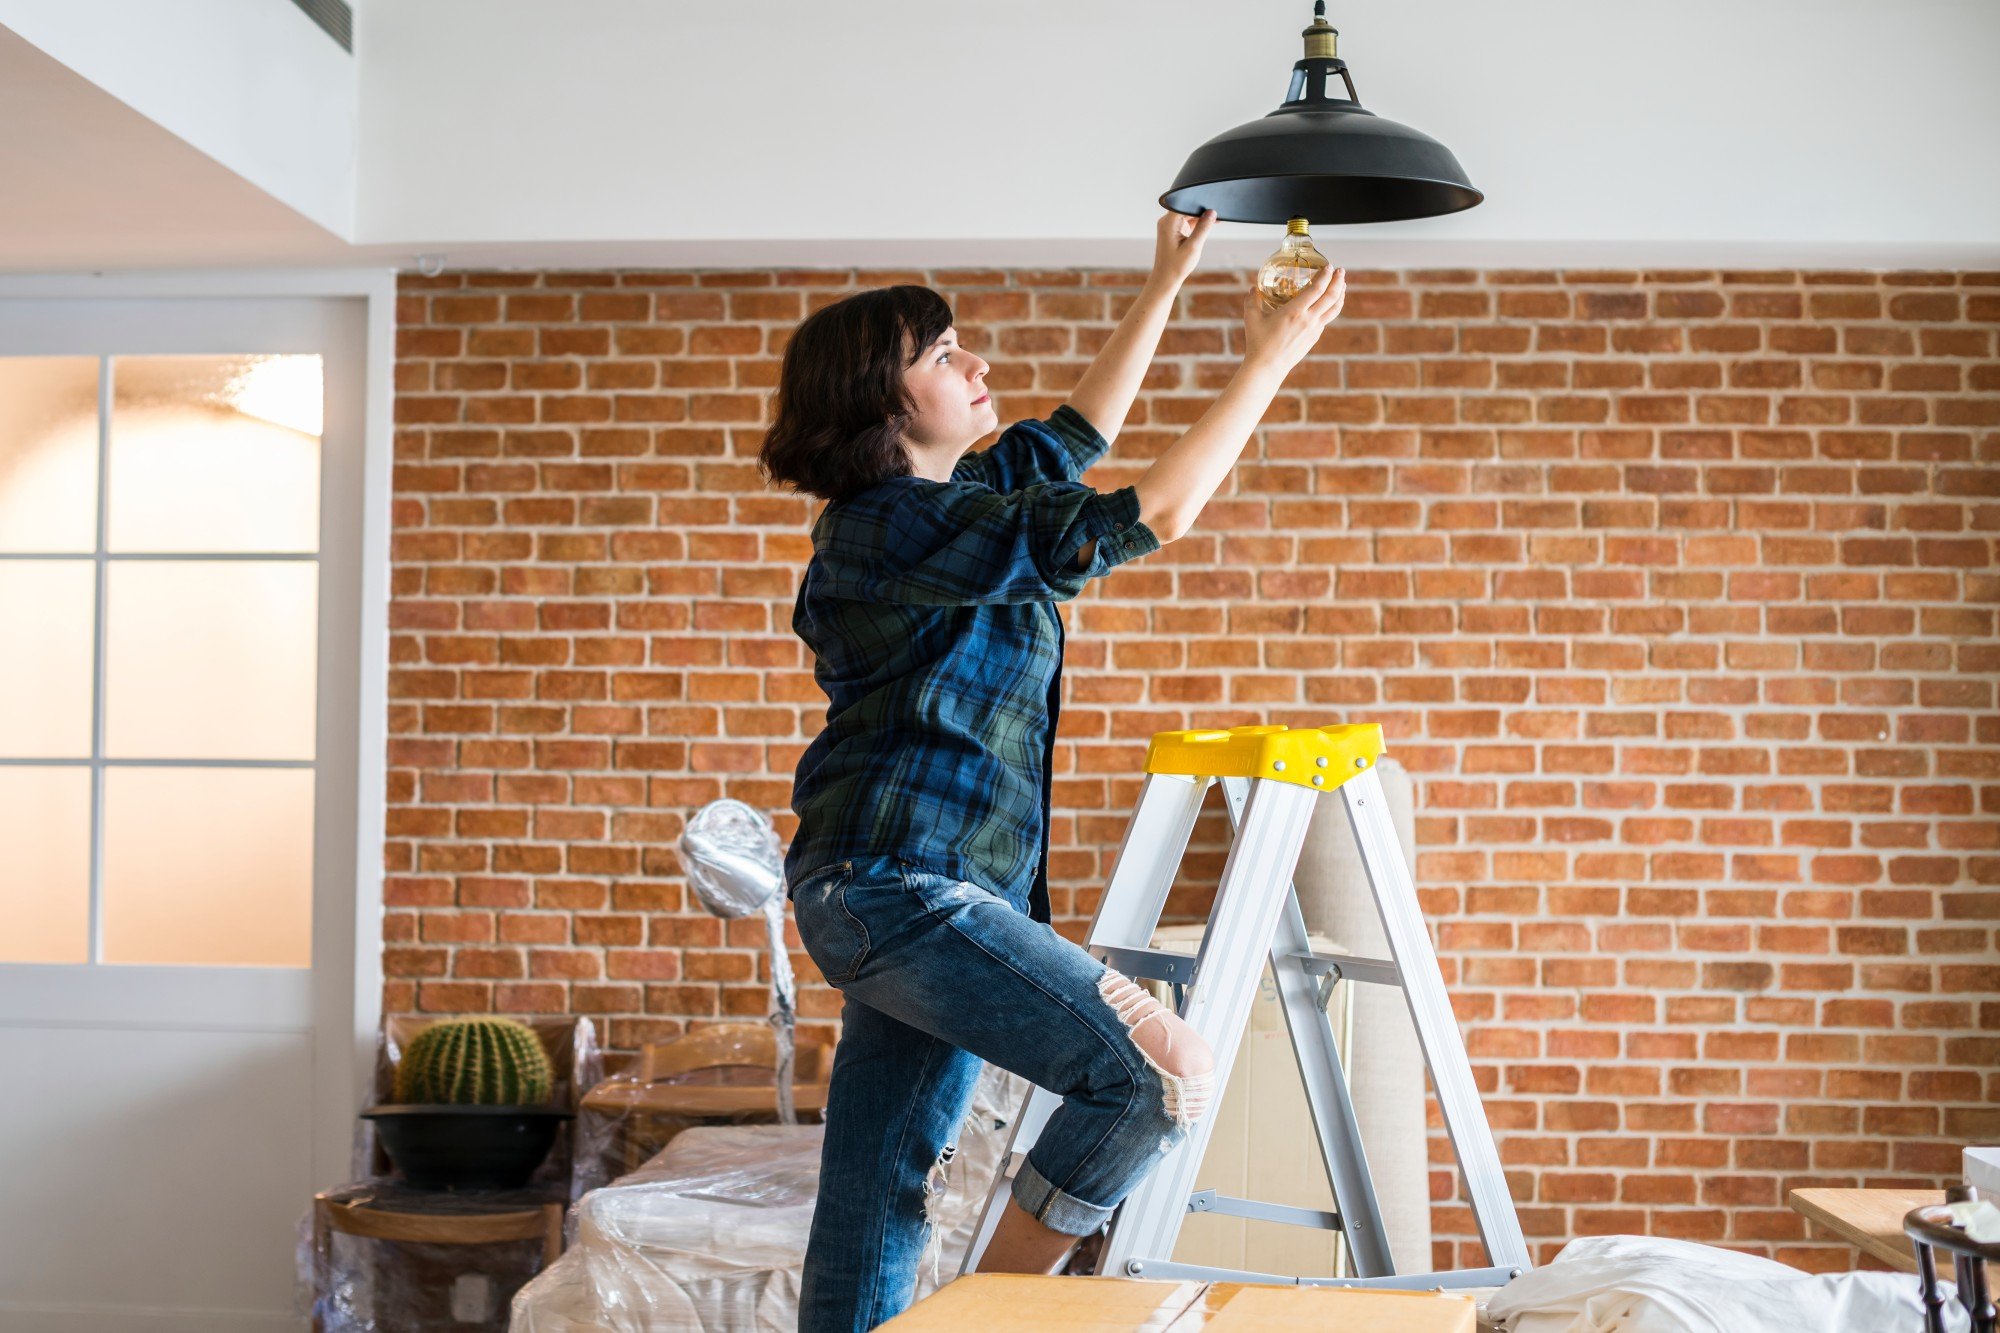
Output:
[816, 476, 1160, 606]
[952, 405, 1112, 490]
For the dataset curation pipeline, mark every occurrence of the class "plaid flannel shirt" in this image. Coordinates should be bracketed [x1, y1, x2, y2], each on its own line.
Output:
[784, 404, 1162, 924]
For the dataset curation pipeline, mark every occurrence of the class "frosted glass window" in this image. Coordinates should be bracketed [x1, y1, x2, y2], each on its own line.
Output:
[0, 357, 100, 553]
[105, 562, 318, 761]
[0, 562, 95, 758]
[101, 767, 313, 967]
[109, 355, 321, 553]
[0, 768, 92, 963]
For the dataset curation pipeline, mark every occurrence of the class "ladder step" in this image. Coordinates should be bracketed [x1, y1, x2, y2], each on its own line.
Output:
[1293, 949, 1401, 987]
[1111, 1258, 1526, 1291]
[1186, 1189, 1340, 1231]
[1089, 943, 1198, 985]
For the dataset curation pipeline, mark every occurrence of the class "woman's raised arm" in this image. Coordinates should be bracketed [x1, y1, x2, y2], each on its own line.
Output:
[1131, 263, 1348, 544]
[1065, 210, 1217, 445]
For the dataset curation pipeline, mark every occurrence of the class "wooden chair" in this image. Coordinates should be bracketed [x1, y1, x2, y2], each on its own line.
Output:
[640, 1022, 832, 1088]
[311, 1016, 598, 1328]
[582, 1022, 834, 1177]
[310, 1193, 563, 1332]
[1907, 1189, 2000, 1333]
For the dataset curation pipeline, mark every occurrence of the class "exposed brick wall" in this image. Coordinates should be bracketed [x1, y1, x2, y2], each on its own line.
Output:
[388, 264, 1999, 1270]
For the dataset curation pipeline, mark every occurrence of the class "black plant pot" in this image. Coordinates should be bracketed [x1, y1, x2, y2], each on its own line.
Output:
[362, 1104, 574, 1191]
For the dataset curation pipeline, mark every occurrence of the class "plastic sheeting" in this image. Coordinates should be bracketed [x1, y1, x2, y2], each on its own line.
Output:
[573, 1022, 832, 1192]
[307, 1183, 563, 1333]
[299, 1017, 605, 1331]
[1484, 1233, 1968, 1333]
[512, 1062, 1027, 1332]
[675, 799, 800, 1124]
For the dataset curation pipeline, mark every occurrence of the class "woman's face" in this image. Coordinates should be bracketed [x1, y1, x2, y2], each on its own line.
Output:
[899, 326, 997, 457]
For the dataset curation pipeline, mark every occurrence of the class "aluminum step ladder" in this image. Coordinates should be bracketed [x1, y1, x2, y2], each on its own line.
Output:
[961, 722, 1531, 1292]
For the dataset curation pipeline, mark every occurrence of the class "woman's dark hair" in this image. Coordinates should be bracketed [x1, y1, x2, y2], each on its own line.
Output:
[758, 284, 953, 503]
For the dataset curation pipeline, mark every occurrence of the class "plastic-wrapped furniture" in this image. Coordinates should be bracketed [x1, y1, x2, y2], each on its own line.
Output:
[578, 1022, 833, 1183]
[513, 1062, 1025, 1332]
[303, 1017, 603, 1331]
[310, 1188, 565, 1332]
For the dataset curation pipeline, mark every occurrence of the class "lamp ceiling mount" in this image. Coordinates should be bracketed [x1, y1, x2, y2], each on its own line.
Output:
[1160, 2, 1483, 227]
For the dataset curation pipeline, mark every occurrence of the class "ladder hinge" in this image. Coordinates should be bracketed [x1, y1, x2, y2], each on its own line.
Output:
[1186, 1189, 1342, 1231]
[1294, 949, 1401, 988]
[1090, 944, 1197, 986]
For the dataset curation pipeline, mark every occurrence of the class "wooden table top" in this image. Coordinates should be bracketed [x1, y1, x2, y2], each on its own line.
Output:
[1786, 1187, 1949, 1272]
[881, 1274, 1479, 1330]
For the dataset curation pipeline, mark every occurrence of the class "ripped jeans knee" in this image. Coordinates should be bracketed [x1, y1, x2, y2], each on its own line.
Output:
[1096, 968, 1215, 1133]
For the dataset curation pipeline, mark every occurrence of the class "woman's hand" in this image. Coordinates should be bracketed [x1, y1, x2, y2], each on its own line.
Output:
[1149, 208, 1217, 289]
[1243, 263, 1347, 374]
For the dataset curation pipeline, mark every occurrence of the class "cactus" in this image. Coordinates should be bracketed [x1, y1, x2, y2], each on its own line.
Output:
[395, 1017, 553, 1106]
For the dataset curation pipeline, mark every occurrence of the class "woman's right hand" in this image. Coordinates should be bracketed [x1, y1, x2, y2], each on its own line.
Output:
[1243, 264, 1347, 374]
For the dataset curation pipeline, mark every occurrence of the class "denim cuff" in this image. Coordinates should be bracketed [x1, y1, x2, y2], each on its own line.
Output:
[1011, 1155, 1115, 1237]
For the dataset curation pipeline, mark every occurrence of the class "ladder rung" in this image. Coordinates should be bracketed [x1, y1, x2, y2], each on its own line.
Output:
[1186, 1189, 1340, 1231]
[1293, 949, 1401, 987]
[1090, 944, 1197, 985]
[1113, 1258, 1526, 1291]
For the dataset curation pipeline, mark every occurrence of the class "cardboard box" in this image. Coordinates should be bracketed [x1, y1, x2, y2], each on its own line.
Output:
[1968, 1145, 2000, 1200]
[882, 1273, 1477, 1330]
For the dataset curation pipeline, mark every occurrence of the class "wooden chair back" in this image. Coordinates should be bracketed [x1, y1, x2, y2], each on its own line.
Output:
[637, 1022, 832, 1083]
[1906, 1194, 1998, 1333]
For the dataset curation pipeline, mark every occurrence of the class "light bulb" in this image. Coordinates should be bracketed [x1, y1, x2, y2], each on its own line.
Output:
[1257, 217, 1330, 306]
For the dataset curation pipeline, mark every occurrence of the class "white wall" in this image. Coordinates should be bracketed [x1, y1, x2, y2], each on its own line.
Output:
[353, 0, 2000, 268]
[0, 0, 356, 238]
[2, 0, 1996, 270]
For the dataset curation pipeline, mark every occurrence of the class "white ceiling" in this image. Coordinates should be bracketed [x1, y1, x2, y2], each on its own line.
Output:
[0, 27, 348, 271]
[2, 0, 1997, 274]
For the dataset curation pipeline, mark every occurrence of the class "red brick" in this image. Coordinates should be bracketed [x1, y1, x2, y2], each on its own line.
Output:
[384, 264, 1993, 1266]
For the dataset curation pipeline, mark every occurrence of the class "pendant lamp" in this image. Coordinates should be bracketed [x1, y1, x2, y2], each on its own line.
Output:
[1161, 2, 1482, 225]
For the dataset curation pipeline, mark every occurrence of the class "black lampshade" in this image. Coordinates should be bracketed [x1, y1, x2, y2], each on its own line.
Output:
[1160, 4, 1482, 226]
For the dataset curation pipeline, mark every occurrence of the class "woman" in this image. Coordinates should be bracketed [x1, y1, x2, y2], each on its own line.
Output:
[759, 210, 1347, 1331]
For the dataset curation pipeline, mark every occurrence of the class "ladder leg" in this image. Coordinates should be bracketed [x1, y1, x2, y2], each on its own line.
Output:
[1083, 772, 1210, 953]
[960, 772, 1208, 1274]
[1269, 887, 1395, 1276]
[1099, 778, 1321, 1278]
[1341, 765, 1530, 1270]
[959, 1083, 1059, 1272]
[1218, 775, 1394, 1278]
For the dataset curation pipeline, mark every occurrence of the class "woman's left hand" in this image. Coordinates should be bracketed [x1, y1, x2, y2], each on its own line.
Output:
[1151, 208, 1217, 288]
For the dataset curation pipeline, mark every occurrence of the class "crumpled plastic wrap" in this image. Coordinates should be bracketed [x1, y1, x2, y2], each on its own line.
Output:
[511, 1062, 1028, 1332]
[1946, 1196, 2000, 1242]
[1484, 1233, 1968, 1333]
[299, 1017, 605, 1331]
[675, 799, 800, 1125]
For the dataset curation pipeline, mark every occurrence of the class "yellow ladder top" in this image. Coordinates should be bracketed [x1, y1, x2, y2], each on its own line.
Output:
[1144, 723, 1385, 792]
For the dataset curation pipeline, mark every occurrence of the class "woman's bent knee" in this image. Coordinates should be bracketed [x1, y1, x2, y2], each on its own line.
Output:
[1096, 968, 1216, 1132]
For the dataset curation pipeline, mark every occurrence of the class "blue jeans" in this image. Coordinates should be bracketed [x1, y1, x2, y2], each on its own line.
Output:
[789, 854, 1191, 1332]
